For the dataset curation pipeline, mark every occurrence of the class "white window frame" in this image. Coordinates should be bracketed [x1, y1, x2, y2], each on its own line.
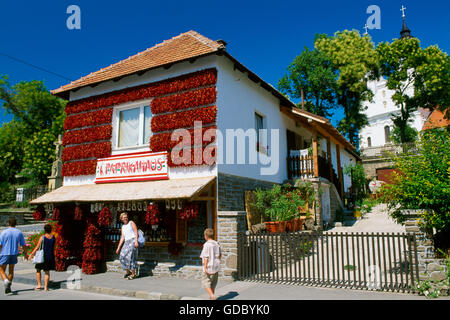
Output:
[255, 111, 268, 155]
[111, 99, 152, 154]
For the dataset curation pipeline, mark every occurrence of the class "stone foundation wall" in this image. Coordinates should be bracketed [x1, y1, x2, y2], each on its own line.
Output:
[217, 211, 247, 280]
[218, 173, 276, 211]
[0, 211, 25, 227]
[404, 215, 449, 296]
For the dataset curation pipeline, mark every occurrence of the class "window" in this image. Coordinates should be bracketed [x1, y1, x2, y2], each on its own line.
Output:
[367, 137, 372, 147]
[384, 126, 390, 143]
[255, 112, 267, 153]
[115, 103, 152, 149]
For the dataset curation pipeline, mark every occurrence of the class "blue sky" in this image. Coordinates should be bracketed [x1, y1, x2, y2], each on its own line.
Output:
[1, 0, 449, 127]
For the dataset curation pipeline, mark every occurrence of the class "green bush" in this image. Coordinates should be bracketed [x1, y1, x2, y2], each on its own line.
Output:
[0, 182, 15, 203]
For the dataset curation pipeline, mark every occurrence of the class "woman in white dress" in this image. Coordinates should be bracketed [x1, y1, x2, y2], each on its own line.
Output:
[115, 213, 139, 279]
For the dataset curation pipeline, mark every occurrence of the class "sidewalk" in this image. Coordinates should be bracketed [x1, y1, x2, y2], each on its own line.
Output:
[9, 260, 434, 300]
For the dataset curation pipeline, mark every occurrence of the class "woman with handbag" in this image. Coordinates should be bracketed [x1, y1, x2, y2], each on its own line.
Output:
[115, 213, 139, 280]
[28, 224, 56, 291]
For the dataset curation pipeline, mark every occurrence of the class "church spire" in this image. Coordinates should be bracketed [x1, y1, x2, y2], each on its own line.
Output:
[400, 5, 413, 39]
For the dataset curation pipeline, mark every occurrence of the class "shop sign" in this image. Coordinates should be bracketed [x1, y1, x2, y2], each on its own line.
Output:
[95, 152, 168, 183]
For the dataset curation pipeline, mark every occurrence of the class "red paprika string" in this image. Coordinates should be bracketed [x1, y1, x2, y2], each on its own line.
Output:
[146, 203, 160, 226]
[98, 206, 112, 226]
[74, 206, 83, 221]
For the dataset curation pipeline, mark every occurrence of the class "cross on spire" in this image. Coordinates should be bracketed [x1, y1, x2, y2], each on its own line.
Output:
[400, 5, 406, 18]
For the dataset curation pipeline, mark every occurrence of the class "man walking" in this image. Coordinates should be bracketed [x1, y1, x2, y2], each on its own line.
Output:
[0, 218, 28, 294]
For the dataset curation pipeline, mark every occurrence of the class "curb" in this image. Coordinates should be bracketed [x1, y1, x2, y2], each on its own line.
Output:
[11, 276, 187, 300]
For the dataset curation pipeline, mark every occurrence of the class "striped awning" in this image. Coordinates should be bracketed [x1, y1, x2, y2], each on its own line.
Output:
[30, 176, 215, 204]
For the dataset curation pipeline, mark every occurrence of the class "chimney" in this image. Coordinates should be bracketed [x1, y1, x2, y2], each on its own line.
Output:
[216, 39, 227, 49]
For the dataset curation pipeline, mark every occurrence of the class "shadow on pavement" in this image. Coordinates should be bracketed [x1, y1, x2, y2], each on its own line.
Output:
[217, 291, 239, 300]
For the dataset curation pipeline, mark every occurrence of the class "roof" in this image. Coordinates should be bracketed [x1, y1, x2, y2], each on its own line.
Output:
[422, 109, 449, 130]
[52, 31, 225, 98]
[30, 176, 215, 204]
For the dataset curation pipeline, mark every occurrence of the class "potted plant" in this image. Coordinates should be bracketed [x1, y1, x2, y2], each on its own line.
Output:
[255, 184, 307, 233]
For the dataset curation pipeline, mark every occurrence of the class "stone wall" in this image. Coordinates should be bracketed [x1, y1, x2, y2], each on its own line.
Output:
[217, 211, 247, 280]
[218, 173, 276, 211]
[361, 158, 395, 180]
[404, 215, 449, 296]
[0, 211, 25, 227]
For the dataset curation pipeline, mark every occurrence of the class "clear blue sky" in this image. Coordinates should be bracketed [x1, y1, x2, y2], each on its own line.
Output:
[1, 0, 449, 127]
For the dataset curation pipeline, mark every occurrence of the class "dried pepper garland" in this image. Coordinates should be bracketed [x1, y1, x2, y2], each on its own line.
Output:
[63, 125, 112, 146]
[82, 222, 103, 274]
[150, 126, 216, 152]
[64, 108, 113, 131]
[146, 203, 160, 226]
[151, 106, 217, 133]
[74, 205, 83, 221]
[52, 207, 61, 221]
[97, 206, 112, 227]
[168, 145, 216, 167]
[179, 203, 199, 221]
[62, 141, 111, 162]
[32, 205, 46, 221]
[62, 159, 97, 176]
[64, 69, 217, 115]
[151, 87, 216, 114]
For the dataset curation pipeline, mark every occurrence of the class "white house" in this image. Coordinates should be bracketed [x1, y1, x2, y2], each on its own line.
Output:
[32, 31, 358, 279]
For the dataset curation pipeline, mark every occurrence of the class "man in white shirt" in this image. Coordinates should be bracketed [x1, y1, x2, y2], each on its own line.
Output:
[200, 228, 221, 300]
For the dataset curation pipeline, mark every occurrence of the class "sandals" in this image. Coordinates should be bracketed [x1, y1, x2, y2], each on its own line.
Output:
[127, 274, 136, 280]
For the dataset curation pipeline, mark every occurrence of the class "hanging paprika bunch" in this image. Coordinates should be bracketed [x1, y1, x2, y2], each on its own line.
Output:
[32, 205, 46, 221]
[146, 203, 160, 226]
[82, 222, 103, 274]
[52, 207, 61, 221]
[74, 205, 83, 221]
[179, 203, 199, 221]
[62, 159, 97, 176]
[98, 206, 112, 226]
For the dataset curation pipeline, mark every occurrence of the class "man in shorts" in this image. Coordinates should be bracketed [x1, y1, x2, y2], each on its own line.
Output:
[200, 228, 221, 300]
[0, 218, 28, 294]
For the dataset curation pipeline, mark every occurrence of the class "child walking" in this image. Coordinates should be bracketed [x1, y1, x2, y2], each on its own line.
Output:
[200, 228, 221, 300]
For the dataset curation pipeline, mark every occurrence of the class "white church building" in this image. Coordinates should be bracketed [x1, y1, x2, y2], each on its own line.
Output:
[359, 11, 429, 151]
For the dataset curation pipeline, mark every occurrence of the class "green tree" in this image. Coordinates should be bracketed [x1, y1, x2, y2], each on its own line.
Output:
[278, 47, 337, 118]
[0, 120, 26, 182]
[0, 76, 66, 135]
[391, 123, 418, 144]
[377, 38, 450, 144]
[0, 76, 66, 184]
[315, 31, 379, 146]
[380, 128, 450, 239]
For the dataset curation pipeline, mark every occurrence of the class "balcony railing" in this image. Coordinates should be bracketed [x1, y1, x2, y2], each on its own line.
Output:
[287, 155, 314, 179]
[287, 155, 342, 197]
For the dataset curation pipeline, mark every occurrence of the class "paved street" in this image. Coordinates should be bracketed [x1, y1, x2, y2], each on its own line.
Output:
[1, 260, 439, 300]
[328, 204, 406, 233]
[0, 282, 138, 300]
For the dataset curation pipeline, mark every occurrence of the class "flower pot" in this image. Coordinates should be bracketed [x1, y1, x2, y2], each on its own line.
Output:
[354, 210, 361, 218]
[292, 218, 303, 231]
[265, 222, 278, 233]
[278, 221, 287, 233]
[286, 220, 294, 232]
